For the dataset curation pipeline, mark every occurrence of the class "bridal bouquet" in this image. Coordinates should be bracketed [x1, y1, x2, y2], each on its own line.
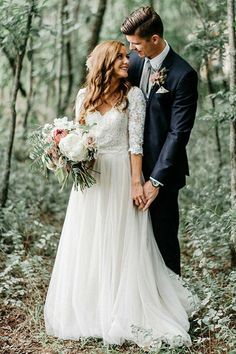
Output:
[29, 117, 98, 191]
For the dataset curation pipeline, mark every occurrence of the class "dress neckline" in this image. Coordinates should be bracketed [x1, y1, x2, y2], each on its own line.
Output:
[94, 107, 115, 117]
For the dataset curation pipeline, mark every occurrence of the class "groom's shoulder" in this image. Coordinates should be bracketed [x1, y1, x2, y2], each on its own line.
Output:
[128, 51, 144, 86]
[129, 51, 143, 67]
[171, 49, 197, 76]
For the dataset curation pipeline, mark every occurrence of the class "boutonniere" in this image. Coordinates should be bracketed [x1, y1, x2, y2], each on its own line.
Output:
[150, 67, 169, 93]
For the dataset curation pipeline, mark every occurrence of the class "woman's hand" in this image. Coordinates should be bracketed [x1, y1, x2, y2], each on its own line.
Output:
[131, 181, 147, 210]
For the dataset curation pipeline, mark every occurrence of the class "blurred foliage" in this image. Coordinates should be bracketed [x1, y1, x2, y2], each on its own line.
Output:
[0, 0, 235, 353]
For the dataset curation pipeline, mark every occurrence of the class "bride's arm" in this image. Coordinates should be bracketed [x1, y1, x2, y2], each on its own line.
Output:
[130, 154, 146, 208]
[128, 87, 146, 209]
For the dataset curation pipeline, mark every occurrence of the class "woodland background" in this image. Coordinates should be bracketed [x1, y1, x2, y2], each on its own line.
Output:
[0, 0, 236, 353]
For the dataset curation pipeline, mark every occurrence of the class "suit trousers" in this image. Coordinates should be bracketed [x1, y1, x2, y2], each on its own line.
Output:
[149, 187, 181, 275]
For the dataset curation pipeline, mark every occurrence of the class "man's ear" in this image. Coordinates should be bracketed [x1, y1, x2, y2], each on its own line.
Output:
[151, 34, 160, 45]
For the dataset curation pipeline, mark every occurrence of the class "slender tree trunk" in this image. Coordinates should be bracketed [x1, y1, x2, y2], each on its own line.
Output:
[61, 0, 74, 112]
[61, 40, 73, 111]
[78, 0, 107, 86]
[219, 47, 229, 91]
[23, 36, 34, 138]
[205, 56, 222, 184]
[227, 0, 236, 267]
[87, 0, 107, 54]
[2, 47, 27, 97]
[0, 1, 34, 208]
[0, 55, 21, 207]
[57, 0, 65, 116]
[74, 1, 80, 21]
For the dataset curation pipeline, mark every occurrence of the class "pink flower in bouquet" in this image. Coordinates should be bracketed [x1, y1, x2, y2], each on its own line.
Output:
[53, 129, 68, 145]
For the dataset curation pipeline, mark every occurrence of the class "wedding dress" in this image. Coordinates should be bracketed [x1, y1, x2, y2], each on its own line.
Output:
[44, 86, 198, 349]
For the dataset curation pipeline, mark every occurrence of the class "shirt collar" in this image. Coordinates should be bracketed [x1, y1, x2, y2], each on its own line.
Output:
[145, 40, 170, 71]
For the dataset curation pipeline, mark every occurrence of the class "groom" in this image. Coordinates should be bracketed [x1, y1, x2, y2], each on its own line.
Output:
[121, 6, 198, 275]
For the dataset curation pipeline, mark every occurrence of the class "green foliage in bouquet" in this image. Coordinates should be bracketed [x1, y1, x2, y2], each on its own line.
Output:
[28, 128, 50, 178]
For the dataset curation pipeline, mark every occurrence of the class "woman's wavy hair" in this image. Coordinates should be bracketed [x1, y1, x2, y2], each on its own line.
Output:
[77, 40, 130, 124]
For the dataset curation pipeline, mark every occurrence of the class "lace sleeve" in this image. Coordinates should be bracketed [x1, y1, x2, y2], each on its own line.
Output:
[128, 87, 146, 155]
[75, 88, 86, 122]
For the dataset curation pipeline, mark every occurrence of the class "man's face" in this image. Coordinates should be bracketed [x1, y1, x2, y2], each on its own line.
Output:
[126, 34, 158, 59]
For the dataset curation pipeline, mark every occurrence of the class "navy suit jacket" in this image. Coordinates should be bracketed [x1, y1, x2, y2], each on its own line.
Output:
[128, 47, 198, 190]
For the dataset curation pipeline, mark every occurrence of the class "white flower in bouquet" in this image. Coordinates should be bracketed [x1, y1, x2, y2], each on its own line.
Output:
[42, 123, 52, 134]
[42, 123, 53, 141]
[53, 116, 75, 130]
[82, 132, 97, 151]
[59, 132, 88, 162]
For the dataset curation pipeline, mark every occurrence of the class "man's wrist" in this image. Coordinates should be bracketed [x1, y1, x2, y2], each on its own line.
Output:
[149, 177, 163, 188]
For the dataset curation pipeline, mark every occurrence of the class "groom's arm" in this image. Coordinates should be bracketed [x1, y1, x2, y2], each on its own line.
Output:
[150, 69, 198, 185]
[143, 69, 198, 211]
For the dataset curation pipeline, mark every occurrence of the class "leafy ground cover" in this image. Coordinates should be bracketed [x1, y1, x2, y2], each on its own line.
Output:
[0, 122, 235, 354]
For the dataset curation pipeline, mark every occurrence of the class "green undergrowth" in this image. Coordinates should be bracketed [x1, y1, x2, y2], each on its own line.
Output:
[0, 123, 235, 354]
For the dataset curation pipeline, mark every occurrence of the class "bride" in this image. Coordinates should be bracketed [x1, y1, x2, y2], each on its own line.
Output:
[44, 40, 197, 349]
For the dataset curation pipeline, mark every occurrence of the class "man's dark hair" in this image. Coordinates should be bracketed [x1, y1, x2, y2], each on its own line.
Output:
[121, 6, 164, 39]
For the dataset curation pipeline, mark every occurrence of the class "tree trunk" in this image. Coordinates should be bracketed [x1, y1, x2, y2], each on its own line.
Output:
[78, 0, 107, 87]
[219, 47, 229, 91]
[0, 1, 34, 208]
[23, 36, 34, 138]
[2, 47, 27, 97]
[205, 55, 222, 185]
[227, 0, 236, 267]
[57, 0, 66, 116]
[61, 0, 74, 112]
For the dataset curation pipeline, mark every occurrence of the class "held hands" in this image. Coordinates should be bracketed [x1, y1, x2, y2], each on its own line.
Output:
[142, 180, 159, 211]
[131, 181, 147, 210]
[131, 180, 159, 211]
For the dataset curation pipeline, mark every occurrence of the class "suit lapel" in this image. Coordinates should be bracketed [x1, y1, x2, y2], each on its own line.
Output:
[147, 47, 175, 105]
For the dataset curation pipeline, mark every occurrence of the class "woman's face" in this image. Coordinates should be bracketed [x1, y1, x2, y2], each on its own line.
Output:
[112, 46, 129, 79]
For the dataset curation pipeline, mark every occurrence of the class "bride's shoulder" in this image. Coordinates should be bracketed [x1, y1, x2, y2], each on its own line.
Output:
[127, 86, 145, 102]
[76, 87, 86, 100]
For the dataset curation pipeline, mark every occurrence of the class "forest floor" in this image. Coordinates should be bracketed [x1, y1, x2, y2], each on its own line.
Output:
[0, 202, 235, 354]
[0, 127, 235, 354]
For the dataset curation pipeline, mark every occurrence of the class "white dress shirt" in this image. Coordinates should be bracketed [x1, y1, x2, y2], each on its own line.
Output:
[143, 40, 170, 96]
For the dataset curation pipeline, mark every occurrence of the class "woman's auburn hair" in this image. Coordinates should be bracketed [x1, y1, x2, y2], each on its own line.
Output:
[77, 40, 131, 124]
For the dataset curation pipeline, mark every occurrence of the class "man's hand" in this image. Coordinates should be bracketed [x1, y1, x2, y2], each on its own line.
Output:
[142, 180, 160, 211]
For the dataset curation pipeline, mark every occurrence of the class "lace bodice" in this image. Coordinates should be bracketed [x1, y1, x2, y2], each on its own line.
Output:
[75, 87, 146, 154]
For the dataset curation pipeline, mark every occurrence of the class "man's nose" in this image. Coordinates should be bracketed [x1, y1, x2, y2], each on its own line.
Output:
[129, 43, 135, 50]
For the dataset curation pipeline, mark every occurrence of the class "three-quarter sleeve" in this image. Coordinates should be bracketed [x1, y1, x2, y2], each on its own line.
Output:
[128, 87, 146, 155]
[75, 88, 86, 122]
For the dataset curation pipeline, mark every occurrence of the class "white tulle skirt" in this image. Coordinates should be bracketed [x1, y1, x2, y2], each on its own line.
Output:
[44, 151, 197, 349]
